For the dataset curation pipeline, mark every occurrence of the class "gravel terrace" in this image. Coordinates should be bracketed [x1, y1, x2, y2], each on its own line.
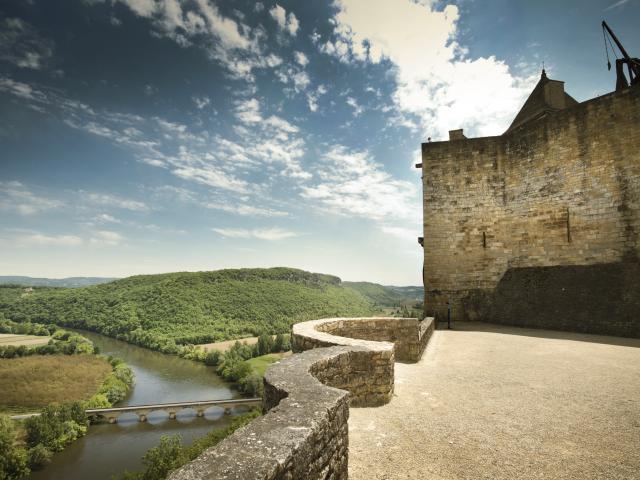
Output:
[348, 323, 640, 480]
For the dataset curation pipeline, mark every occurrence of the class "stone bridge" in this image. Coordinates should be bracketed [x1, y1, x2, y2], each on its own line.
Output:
[86, 398, 261, 423]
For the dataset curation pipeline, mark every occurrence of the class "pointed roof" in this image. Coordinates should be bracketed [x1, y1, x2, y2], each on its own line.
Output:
[505, 69, 579, 133]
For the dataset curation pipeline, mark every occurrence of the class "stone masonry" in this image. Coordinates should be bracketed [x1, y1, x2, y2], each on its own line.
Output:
[168, 317, 434, 480]
[420, 77, 640, 337]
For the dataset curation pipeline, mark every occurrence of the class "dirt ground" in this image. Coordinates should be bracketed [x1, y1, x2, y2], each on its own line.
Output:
[348, 323, 640, 480]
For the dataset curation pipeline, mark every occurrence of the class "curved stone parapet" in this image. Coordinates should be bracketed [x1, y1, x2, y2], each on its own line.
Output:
[168, 316, 434, 480]
[293, 316, 435, 363]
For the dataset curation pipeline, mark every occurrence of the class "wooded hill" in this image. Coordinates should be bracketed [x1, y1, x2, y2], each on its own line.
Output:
[0, 268, 418, 353]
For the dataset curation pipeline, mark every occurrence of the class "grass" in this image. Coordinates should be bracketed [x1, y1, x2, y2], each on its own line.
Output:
[0, 354, 112, 412]
[246, 352, 291, 376]
[0, 334, 51, 347]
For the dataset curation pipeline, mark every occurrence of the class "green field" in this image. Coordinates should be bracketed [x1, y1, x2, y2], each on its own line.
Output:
[246, 352, 290, 377]
[0, 354, 112, 413]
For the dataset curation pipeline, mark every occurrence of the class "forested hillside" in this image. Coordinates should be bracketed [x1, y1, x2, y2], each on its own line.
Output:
[342, 282, 407, 306]
[0, 268, 382, 353]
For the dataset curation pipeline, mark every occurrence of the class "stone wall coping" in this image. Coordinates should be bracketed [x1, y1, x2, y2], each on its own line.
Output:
[293, 316, 430, 351]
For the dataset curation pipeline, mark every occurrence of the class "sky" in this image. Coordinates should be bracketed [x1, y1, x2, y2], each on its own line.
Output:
[0, 0, 638, 285]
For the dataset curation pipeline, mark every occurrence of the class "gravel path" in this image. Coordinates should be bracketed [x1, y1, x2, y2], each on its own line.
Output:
[348, 323, 640, 480]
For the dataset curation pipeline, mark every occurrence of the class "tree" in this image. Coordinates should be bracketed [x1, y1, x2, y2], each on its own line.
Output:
[256, 334, 274, 356]
[138, 435, 185, 480]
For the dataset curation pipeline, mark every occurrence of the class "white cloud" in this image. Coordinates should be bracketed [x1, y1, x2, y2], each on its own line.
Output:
[306, 84, 327, 112]
[172, 165, 249, 192]
[0, 77, 43, 101]
[193, 95, 211, 110]
[235, 98, 262, 124]
[206, 203, 288, 218]
[91, 0, 280, 81]
[16, 233, 83, 247]
[301, 145, 418, 222]
[90, 230, 123, 246]
[269, 4, 299, 36]
[232, 97, 310, 179]
[95, 213, 121, 224]
[346, 96, 364, 116]
[286, 12, 300, 36]
[294, 51, 309, 66]
[269, 4, 287, 30]
[212, 227, 299, 240]
[86, 192, 149, 211]
[0, 18, 54, 70]
[0, 181, 62, 215]
[323, 0, 535, 138]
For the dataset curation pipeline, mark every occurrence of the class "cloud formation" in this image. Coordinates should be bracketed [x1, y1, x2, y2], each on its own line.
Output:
[269, 4, 299, 36]
[302, 145, 418, 223]
[322, 0, 535, 138]
[0, 17, 54, 70]
[213, 227, 299, 240]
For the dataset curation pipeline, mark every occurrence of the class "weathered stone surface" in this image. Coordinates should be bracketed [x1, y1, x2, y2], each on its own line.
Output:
[168, 317, 434, 480]
[421, 83, 640, 337]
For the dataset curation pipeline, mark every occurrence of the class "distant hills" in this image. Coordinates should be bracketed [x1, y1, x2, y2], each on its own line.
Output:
[343, 282, 423, 306]
[0, 276, 117, 288]
[0, 268, 422, 353]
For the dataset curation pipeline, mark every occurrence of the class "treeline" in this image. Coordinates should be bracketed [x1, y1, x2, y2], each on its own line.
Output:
[0, 403, 88, 479]
[0, 317, 53, 336]
[0, 268, 378, 353]
[0, 325, 96, 359]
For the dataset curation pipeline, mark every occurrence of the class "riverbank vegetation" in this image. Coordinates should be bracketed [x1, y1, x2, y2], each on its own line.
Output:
[180, 334, 291, 397]
[117, 409, 261, 480]
[0, 268, 386, 353]
[0, 402, 89, 479]
[84, 356, 135, 409]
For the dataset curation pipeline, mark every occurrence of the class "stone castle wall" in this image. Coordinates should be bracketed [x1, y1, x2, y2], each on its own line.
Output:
[421, 85, 640, 337]
[168, 317, 434, 480]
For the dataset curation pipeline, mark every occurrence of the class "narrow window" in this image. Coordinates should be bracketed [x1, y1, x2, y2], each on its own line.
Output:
[482, 231, 486, 249]
[566, 207, 571, 243]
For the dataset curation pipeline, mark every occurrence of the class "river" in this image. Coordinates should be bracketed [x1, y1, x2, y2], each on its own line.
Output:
[30, 331, 239, 480]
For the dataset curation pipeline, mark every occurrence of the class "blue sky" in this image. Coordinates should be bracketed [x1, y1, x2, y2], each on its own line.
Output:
[0, 0, 638, 284]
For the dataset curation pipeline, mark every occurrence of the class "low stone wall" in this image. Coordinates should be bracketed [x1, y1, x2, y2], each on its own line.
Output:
[295, 316, 435, 362]
[168, 317, 434, 480]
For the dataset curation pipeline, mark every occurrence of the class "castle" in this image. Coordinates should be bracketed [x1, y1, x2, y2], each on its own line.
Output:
[419, 72, 640, 337]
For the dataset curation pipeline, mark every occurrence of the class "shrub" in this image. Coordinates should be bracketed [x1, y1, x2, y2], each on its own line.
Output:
[27, 444, 52, 470]
[238, 372, 263, 397]
[204, 350, 221, 366]
[84, 393, 111, 409]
